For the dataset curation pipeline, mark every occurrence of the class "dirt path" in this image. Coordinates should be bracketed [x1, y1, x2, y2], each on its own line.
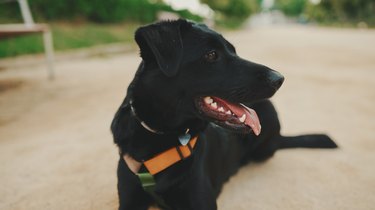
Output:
[0, 26, 374, 210]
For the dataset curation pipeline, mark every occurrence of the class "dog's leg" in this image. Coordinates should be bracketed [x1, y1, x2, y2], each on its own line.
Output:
[117, 157, 153, 210]
[241, 100, 337, 162]
[249, 99, 338, 150]
[162, 175, 217, 210]
[277, 134, 338, 149]
[247, 134, 337, 162]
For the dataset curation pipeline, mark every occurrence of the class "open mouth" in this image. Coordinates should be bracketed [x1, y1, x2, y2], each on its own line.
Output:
[195, 96, 261, 135]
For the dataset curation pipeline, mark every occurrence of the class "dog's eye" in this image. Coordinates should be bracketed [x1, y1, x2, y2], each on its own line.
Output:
[204, 51, 218, 62]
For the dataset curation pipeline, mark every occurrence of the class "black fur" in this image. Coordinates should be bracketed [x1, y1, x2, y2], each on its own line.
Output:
[111, 19, 337, 210]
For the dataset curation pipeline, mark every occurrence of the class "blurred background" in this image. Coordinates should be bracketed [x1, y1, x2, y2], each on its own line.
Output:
[0, 1, 374, 210]
[0, 0, 374, 57]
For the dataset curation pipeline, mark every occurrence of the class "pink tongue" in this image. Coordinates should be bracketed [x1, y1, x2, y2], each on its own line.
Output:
[226, 103, 261, 136]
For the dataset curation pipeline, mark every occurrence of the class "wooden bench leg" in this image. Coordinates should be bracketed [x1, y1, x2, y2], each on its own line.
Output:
[43, 30, 55, 79]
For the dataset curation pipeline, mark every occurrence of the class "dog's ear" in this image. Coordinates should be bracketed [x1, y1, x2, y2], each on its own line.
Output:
[135, 19, 191, 77]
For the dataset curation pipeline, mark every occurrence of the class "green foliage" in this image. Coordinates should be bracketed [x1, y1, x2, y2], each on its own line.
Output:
[28, 0, 161, 22]
[0, 34, 43, 57]
[305, 0, 375, 26]
[156, 4, 204, 22]
[0, 1, 21, 23]
[215, 17, 246, 29]
[274, 0, 307, 16]
[0, 23, 137, 58]
[0, 0, 203, 23]
[222, 0, 257, 19]
[202, 0, 259, 27]
[174, 9, 204, 22]
[272, 0, 375, 26]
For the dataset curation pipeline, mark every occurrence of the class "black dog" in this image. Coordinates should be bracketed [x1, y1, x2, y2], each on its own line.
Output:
[111, 19, 337, 210]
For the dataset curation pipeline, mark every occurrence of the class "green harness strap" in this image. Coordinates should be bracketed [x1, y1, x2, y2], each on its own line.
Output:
[137, 173, 170, 210]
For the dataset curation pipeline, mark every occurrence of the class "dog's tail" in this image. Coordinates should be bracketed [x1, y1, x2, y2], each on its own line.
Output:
[277, 134, 338, 149]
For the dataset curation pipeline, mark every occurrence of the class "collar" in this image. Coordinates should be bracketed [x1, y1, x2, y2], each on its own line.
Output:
[130, 100, 163, 134]
[123, 135, 198, 175]
[129, 100, 190, 135]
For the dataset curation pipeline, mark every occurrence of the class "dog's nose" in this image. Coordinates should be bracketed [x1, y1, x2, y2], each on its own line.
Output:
[268, 71, 284, 90]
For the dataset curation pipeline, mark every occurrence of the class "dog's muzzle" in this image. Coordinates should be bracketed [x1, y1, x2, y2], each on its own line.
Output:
[195, 96, 261, 135]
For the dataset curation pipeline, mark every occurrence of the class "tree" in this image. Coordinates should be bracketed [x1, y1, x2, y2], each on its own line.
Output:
[204, 0, 259, 19]
[274, 0, 307, 16]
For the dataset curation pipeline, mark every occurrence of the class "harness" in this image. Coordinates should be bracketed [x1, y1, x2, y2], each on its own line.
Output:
[123, 101, 199, 209]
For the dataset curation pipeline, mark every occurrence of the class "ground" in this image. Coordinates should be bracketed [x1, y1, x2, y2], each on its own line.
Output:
[0, 26, 374, 210]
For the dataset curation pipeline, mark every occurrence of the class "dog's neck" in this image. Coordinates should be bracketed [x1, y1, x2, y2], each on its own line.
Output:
[117, 101, 203, 161]
[130, 100, 164, 134]
[131, 71, 196, 133]
[130, 100, 192, 136]
[116, 63, 207, 160]
[130, 96, 188, 134]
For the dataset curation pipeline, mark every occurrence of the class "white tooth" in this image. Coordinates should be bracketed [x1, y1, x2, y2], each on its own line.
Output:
[211, 102, 217, 109]
[204, 97, 213, 104]
[218, 107, 225, 112]
[239, 114, 246, 123]
[226, 110, 232, 115]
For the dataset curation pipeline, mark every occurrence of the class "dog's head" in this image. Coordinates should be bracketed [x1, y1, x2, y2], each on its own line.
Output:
[132, 19, 284, 135]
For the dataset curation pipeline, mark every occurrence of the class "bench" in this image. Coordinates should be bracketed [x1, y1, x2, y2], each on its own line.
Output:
[0, 0, 55, 79]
